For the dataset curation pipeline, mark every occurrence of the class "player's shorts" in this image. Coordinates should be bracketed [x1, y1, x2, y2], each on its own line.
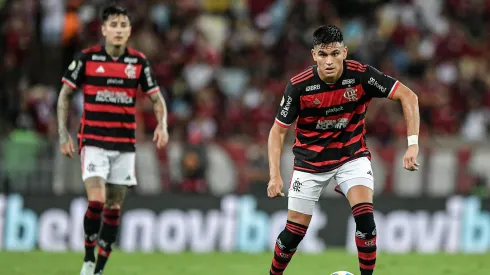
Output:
[81, 146, 137, 186]
[288, 157, 374, 215]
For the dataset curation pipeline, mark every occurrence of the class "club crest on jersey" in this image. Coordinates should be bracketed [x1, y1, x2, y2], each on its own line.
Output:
[343, 87, 358, 102]
[125, 64, 137, 79]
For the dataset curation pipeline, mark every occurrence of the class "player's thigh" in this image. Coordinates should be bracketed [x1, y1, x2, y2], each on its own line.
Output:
[334, 157, 374, 206]
[81, 146, 110, 201]
[106, 151, 137, 186]
[287, 170, 333, 225]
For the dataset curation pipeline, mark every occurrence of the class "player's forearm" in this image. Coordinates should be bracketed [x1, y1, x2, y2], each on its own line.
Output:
[57, 84, 73, 144]
[268, 125, 287, 178]
[148, 92, 168, 129]
[400, 91, 420, 137]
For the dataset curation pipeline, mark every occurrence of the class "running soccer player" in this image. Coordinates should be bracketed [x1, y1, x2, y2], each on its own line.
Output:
[56, 5, 168, 275]
[267, 25, 420, 275]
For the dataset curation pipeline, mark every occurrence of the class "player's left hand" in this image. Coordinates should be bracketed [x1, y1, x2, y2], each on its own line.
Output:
[153, 126, 169, 149]
[403, 145, 419, 171]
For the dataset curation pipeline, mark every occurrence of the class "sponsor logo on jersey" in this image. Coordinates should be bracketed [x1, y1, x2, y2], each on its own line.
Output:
[316, 118, 349, 130]
[95, 90, 134, 104]
[107, 78, 124, 85]
[325, 106, 343, 115]
[367, 77, 387, 93]
[92, 55, 106, 61]
[281, 96, 292, 117]
[306, 84, 320, 92]
[124, 57, 138, 64]
[342, 78, 355, 85]
[144, 67, 154, 87]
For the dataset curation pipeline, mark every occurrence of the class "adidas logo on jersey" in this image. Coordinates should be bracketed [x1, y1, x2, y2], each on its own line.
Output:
[96, 66, 105, 73]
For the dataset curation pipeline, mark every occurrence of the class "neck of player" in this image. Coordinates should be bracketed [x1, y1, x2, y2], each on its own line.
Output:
[105, 44, 125, 58]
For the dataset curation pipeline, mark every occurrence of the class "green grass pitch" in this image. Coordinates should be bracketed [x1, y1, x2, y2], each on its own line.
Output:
[0, 250, 488, 274]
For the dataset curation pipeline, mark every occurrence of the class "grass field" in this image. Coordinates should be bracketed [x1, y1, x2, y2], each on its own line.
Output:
[0, 250, 488, 274]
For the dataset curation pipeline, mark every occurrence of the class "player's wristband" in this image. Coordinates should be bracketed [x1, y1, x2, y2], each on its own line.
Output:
[407, 135, 418, 146]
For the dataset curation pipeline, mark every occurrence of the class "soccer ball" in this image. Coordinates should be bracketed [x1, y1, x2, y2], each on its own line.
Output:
[331, 271, 354, 275]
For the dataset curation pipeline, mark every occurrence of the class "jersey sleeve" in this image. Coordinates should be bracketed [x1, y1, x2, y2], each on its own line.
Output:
[275, 82, 301, 128]
[361, 65, 400, 99]
[61, 52, 86, 89]
[139, 59, 160, 95]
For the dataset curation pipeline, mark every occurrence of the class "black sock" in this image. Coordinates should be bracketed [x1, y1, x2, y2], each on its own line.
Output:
[83, 201, 103, 262]
[352, 202, 377, 275]
[269, 220, 307, 275]
[94, 208, 120, 274]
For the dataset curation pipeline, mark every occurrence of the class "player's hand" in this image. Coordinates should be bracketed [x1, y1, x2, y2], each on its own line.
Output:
[267, 176, 285, 198]
[403, 144, 420, 171]
[59, 135, 75, 158]
[153, 126, 169, 149]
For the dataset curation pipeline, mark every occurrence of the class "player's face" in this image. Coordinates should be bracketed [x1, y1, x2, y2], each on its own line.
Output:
[102, 15, 131, 47]
[311, 43, 347, 82]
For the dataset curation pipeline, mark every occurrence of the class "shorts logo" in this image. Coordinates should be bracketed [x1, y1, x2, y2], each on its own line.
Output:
[343, 87, 358, 102]
[87, 163, 95, 172]
[125, 175, 131, 181]
[291, 179, 302, 192]
[367, 170, 373, 176]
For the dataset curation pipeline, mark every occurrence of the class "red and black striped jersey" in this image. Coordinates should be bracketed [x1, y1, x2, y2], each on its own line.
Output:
[275, 60, 400, 173]
[61, 45, 160, 152]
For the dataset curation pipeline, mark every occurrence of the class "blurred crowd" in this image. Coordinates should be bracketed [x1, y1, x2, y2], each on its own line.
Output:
[2, 0, 490, 194]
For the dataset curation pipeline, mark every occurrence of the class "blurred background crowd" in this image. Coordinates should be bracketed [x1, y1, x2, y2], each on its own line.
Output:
[1, 0, 490, 197]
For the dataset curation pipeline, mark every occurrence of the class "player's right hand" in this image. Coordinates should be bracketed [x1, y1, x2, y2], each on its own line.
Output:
[267, 176, 285, 198]
[59, 135, 75, 158]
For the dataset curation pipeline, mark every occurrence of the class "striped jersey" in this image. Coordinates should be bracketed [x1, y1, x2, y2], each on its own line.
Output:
[275, 60, 400, 173]
[61, 45, 160, 152]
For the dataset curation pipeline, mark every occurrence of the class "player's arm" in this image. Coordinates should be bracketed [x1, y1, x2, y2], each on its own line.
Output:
[140, 59, 169, 149]
[390, 83, 420, 140]
[147, 92, 169, 132]
[268, 82, 300, 197]
[57, 84, 76, 145]
[362, 65, 420, 171]
[58, 54, 85, 157]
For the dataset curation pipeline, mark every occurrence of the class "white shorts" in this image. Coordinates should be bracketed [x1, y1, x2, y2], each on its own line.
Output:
[81, 146, 137, 186]
[288, 157, 374, 215]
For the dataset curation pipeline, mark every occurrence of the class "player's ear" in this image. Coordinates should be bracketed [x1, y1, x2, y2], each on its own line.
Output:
[101, 24, 107, 37]
[311, 48, 317, 62]
[343, 46, 348, 59]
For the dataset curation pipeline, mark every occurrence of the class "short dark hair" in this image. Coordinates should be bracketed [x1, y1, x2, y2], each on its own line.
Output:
[312, 25, 343, 47]
[101, 5, 130, 22]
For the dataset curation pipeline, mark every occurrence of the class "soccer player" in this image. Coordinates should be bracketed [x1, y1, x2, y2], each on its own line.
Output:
[267, 25, 420, 275]
[56, 5, 169, 275]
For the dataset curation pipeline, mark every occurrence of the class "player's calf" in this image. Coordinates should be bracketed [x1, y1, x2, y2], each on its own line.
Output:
[94, 184, 126, 275]
[352, 202, 377, 275]
[83, 200, 104, 263]
[83, 178, 106, 263]
[269, 219, 308, 275]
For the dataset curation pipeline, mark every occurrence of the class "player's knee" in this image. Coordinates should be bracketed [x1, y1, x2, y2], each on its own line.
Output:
[104, 201, 121, 209]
